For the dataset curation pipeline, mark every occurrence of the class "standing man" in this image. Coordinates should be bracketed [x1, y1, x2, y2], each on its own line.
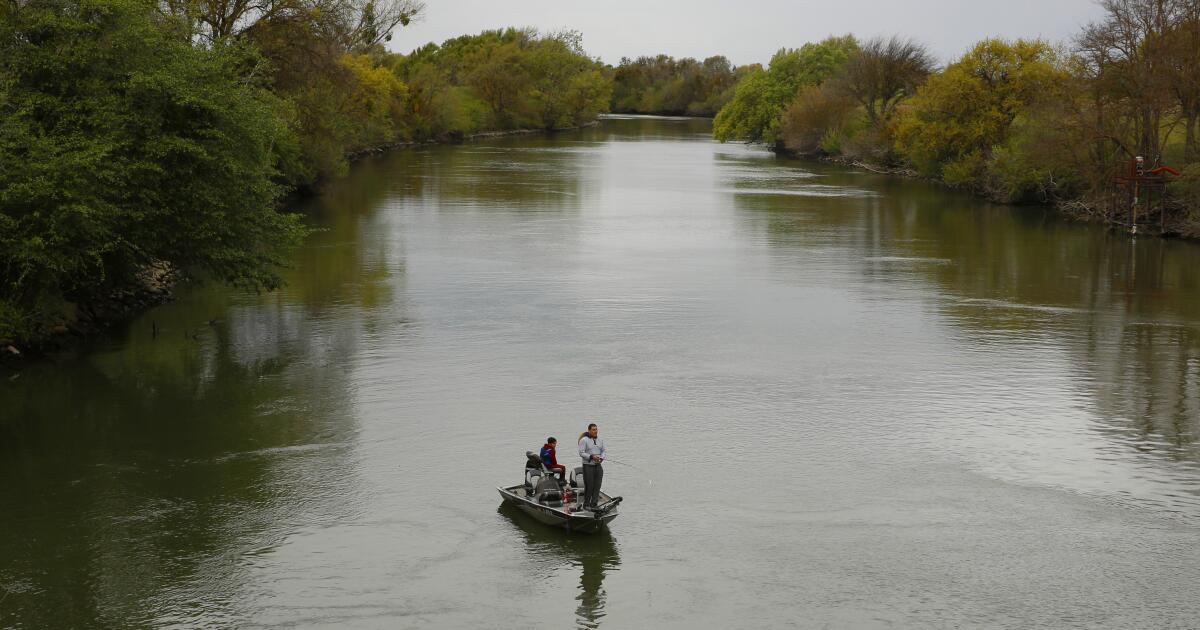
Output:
[578, 423, 606, 510]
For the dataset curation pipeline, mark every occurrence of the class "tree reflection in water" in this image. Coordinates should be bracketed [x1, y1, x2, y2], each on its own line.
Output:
[728, 154, 1200, 512]
[496, 502, 620, 629]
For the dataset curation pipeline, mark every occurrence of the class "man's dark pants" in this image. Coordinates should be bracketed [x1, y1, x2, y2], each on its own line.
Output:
[582, 463, 603, 507]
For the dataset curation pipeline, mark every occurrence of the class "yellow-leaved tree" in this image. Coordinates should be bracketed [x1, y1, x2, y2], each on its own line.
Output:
[340, 53, 410, 149]
[894, 39, 1070, 193]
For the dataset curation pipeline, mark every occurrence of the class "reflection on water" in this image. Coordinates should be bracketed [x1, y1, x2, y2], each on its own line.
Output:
[725, 151, 1200, 513]
[497, 503, 620, 629]
[0, 307, 363, 627]
[0, 152, 405, 627]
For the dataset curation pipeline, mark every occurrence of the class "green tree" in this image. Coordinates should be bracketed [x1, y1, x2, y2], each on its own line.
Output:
[389, 28, 612, 136]
[465, 40, 533, 127]
[609, 54, 739, 116]
[1169, 164, 1200, 235]
[523, 34, 611, 129]
[0, 0, 307, 342]
[713, 36, 857, 145]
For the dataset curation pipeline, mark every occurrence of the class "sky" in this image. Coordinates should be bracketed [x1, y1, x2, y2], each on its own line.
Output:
[389, 0, 1108, 66]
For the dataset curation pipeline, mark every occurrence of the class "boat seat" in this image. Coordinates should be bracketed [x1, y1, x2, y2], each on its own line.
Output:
[538, 489, 564, 507]
[571, 467, 584, 489]
[525, 469, 543, 491]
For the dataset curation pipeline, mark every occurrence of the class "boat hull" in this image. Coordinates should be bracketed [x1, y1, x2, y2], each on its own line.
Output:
[497, 485, 618, 533]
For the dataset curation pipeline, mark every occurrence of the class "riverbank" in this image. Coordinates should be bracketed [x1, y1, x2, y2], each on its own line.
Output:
[1, 262, 177, 367]
[346, 123, 598, 161]
[605, 111, 715, 119]
[783, 148, 1200, 240]
[1, 124, 598, 364]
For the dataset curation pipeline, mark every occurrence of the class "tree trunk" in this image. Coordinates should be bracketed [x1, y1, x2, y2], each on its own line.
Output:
[1185, 110, 1199, 164]
[1140, 107, 1160, 161]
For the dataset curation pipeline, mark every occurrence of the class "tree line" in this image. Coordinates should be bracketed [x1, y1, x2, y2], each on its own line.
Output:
[5, 0, 1200, 349]
[0, 0, 610, 347]
[609, 54, 751, 116]
[710, 0, 1200, 236]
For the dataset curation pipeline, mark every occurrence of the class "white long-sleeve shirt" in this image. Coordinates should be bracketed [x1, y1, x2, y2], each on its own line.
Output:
[578, 435, 606, 466]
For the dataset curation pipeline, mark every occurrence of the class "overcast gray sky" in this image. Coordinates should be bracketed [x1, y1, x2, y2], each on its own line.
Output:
[390, 0, 1107, 66]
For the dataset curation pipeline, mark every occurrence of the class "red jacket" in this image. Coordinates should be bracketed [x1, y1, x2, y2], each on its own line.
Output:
[540, 443, 559, 467]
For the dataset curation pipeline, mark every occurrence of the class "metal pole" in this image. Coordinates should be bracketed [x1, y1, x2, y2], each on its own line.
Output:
[1132, 180, 1139, 235]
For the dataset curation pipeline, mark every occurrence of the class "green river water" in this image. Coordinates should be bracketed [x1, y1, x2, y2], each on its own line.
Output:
[2, 116, 1199, 628]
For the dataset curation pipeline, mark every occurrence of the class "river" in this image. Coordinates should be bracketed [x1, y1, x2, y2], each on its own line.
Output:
[2, 116, 1199, 628]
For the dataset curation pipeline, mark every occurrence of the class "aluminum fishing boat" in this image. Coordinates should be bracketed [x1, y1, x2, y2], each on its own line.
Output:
[497, 452, 622, 533]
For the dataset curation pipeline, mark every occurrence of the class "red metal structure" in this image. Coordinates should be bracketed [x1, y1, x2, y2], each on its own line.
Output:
[1113, 157, 1179, 234]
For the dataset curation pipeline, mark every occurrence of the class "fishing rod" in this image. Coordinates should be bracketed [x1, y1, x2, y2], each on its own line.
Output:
[598, 457, 653, 486]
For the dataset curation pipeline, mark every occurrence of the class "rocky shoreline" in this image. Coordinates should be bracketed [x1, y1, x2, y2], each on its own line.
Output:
[1, 262, 177, 366]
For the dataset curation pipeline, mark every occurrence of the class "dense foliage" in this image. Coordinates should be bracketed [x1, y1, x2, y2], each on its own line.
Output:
[0, 0, 307, 343]
[609, 55, 745, 116]
[894, 39, 1073, 194]
[712, 36, 858, 145]
[390, 28, 611, 140]
[0, 0, 611, 347]
[716, 0, 1200, 233]
[242, 23, 609, 182]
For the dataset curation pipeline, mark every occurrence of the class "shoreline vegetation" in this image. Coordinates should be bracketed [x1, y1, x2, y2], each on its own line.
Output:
[3, 0, 1199, 357]
[0, 0, 611, 355]
[0, 124, 589, 365]
[0, 120, 597, 362]
[609, 55, 749, 117]
[704, 4, 1200, 238]
[345, 121, 598, 161]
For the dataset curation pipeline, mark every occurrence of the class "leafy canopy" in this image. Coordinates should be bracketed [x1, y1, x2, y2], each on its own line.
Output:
[391, 29, 611, 133]
[894, 39, 1070, 184]
[713, 36, 858, 144]
[0, 0, 308, 340]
